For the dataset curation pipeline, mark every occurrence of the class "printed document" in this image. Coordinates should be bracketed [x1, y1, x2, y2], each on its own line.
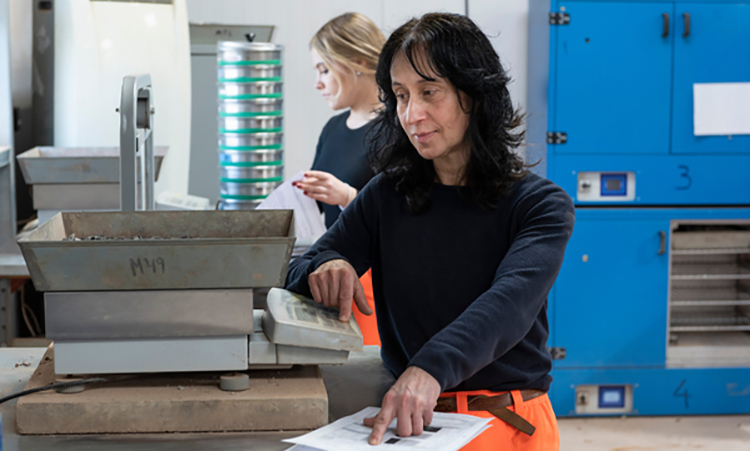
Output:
[256, 171, 326, 252]
[283, 406, 492, 451]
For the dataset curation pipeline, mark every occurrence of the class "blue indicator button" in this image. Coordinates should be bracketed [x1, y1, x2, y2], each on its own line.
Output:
[601, 173, 627, 196]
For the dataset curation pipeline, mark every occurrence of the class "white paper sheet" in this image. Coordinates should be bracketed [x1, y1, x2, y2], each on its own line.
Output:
[283, 406, 492, 451]
[256, 171, 326, 247]
[693, 82, 750, 136]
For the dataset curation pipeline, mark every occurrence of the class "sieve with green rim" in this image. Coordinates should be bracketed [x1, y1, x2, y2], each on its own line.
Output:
[218, 42, 282, 64]
[217, 198, 265, 210]
[220, 180, 280, 197]
[219, 149, 283, 165]
[218, 59, 281, 66]
[220, 132, 283, 150]
[217, 41, 284, 210]
[220, 193, 270, 201]
[219, 98, 283, 117]
[218, 81, 283, 100]
[219, 116, 282, 134]
[218, 65, 282, 83]
[220, 165, 283, 183]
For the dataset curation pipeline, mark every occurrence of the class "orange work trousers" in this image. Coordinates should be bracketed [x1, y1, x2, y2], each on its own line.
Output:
[439, 389, 560, 451]
[352, 269, 381, 347]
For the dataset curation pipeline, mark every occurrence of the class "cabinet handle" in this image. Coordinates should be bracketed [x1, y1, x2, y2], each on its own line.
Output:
[662, 13, 670, 37]
[658, 231, 667, 255]
[683, 12, 691, 38]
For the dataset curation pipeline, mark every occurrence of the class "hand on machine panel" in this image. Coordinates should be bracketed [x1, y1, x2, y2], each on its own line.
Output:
[308, 259, 373, 322]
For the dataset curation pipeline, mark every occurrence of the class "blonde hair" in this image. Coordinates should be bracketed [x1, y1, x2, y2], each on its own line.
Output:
[311, 13, 385, 90]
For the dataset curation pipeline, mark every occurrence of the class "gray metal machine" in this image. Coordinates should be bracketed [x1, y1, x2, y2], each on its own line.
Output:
[119, 74, 156, 212]
[18, 209, 361, 375]
[12, 75, 362, 436]
[15, 74, 168, 223]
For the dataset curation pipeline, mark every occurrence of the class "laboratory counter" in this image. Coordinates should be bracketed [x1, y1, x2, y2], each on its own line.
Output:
[0, 346, 394, 450]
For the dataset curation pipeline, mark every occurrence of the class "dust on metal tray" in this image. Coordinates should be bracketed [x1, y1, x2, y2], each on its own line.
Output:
[18, 210, 295, 292]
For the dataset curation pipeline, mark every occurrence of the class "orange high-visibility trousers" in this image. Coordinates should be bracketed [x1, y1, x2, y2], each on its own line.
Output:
[353, 269, 381, 346]
[439, 389, 560, 451]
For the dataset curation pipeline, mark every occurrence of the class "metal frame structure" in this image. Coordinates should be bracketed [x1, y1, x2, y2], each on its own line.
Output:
[119, 74, 156, 211]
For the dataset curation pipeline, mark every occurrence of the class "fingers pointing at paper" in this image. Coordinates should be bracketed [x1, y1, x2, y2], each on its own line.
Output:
[363, 366, 441, 445]
[293, 170, 357, 208]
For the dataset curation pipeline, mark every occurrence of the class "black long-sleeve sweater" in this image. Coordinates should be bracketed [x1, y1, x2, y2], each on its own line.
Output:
[311, 111, 376, 229]
[285, 172, 575, 393]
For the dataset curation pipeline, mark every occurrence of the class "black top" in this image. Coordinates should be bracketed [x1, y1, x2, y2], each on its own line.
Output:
[311, 111, 376, 229]
[286, 172, 575, 393]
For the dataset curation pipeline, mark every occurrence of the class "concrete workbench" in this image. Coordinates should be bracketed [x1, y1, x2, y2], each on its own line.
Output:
[0, 346, 394, 450]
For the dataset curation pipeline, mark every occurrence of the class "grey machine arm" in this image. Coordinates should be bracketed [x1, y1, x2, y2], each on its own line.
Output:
[119, 74, 155, 211]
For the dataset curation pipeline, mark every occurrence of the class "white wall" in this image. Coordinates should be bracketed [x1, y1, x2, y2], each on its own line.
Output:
[0, 0, 13, 148]
[53, 0, 192, 197]
[8, 0, 31, 111]
[469, 0, 529, 117]
[186, 0, 530, 179]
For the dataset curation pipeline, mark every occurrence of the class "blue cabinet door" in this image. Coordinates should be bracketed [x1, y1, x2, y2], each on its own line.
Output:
[552, 214, 669, 368]
[553, 2, 673, 155]
[672, 3, 750, 154]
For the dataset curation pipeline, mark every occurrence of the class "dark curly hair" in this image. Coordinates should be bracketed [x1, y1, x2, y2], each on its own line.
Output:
[368, 13, 526, 213]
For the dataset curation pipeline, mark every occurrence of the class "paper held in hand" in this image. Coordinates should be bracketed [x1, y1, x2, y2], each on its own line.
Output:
[283, 406, 492, 451]
[256, 171, 326, 254]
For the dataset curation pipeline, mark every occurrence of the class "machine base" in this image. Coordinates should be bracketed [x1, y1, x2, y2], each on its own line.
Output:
[551, 367, 750, 417]
[16, 346, 328, 435]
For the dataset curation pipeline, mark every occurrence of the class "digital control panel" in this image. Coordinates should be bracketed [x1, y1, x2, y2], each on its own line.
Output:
[599, 386, 626, 408]
[577, 172, 636, 202]
[575, 384, 633, 415]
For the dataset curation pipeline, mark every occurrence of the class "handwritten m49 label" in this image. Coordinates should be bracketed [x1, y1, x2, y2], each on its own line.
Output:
[130, 257, 166, 276]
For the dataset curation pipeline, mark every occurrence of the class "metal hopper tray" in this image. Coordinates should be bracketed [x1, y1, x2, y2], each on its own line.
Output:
[16, 146, 168, 184]
[18, 210, 295, 291]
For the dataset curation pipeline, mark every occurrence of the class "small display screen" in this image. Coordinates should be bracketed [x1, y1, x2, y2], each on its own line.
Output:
[601, 174, 627, 196]
[599, 386, 626, 408]
[606, 179, 622, 192]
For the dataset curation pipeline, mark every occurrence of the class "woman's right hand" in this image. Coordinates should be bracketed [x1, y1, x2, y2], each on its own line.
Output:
[293, 170, 356, 207]
[309, 259, 373, 322]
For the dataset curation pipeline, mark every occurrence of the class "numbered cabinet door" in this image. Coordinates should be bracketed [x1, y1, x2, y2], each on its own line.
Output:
[551, 215, 669, 368]
[553, 2, 673, 155]
[672, 3, 750, 154]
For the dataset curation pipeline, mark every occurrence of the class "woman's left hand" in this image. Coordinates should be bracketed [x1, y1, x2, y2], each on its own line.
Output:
[363, 366, 442, 445]
[293, 170, 356, 207]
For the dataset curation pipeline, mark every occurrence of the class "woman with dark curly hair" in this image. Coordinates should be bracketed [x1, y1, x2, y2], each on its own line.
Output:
[286, 12, 574, 450]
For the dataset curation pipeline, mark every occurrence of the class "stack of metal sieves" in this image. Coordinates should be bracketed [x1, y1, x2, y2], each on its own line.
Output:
[217, 42, 284, 210]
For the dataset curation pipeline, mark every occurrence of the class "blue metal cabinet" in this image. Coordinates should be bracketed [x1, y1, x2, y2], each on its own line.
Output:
[672, 3, 750, 155]
[548, 207, 750, 416]
[549, 155, 750, 206]
[529, 0, 750, 417]
[551, 213, 669, 368]
[554, 1, 673, 156]
[532, 0, 750, 206]
[551, 367, 750, 416]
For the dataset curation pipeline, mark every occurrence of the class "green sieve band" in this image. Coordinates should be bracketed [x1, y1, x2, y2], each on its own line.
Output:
[219, 160, 283, 167]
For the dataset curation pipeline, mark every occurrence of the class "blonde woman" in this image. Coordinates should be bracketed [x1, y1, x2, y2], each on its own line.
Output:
[293, 12, 385, 346]
[293, 12, 384, 227]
